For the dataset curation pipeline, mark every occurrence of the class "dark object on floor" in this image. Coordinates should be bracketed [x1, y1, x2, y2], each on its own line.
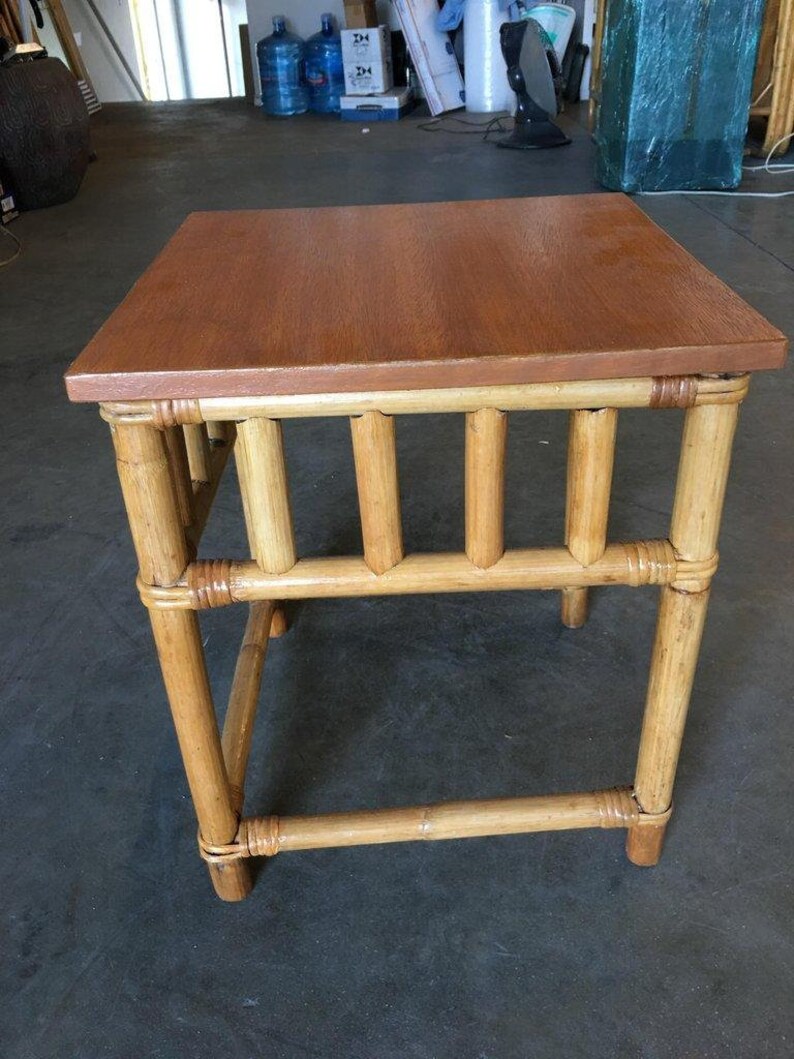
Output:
[0, 54, 90, 209]
[563, 42, 590, 103]
[497, 19, 570, 151]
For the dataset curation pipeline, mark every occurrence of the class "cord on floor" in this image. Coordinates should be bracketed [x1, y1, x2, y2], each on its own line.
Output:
[0, 224, 21, 268]
[640, 133, 794, 198]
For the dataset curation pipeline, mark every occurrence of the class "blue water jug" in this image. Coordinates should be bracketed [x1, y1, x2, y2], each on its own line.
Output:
[257, 16, 308, 117]
[305, 13, 345, 114]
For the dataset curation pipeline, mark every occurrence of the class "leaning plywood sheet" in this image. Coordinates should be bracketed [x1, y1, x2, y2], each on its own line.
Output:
[392, 0, 464, 115]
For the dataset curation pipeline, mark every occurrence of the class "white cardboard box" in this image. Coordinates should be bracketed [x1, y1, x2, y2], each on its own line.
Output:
[343, 59, 393, 94]
[342, 25, 393, 94]
[341, 25, 392, 65]
[392, 0, 464, 115]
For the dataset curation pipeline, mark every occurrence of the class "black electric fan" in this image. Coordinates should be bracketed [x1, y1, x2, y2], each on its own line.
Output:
[497, 18, 571, 150]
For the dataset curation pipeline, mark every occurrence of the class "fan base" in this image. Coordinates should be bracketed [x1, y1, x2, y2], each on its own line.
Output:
[497, 120, 572, 151]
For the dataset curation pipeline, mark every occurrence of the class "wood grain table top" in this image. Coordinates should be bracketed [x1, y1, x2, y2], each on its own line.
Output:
[65, 194, 787, 402]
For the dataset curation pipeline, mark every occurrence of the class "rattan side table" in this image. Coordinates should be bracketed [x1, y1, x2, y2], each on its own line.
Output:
[66, 195, 787, 902]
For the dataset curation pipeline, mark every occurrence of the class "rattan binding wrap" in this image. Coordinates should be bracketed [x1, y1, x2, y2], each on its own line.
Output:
[650, 376, 699, 409]
[188, 560, 233, 609]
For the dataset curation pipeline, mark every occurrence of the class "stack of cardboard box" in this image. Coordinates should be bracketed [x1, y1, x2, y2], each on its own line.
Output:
[342, 25, 393, 95]
[339, 0, 464, 119]
[340, 4, 413, 121]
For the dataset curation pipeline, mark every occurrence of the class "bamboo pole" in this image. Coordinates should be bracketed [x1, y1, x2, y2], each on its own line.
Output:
[588, 0, 607, 130]
[350, 411, 403, 574]
[221, 601, 276, 808]
[226, 540, 681, 601]
[184, 423, 212, 485]
[138, 539, 711, 611]
[235, 418, 296, 574]
[206, 420, 229, 445]
[0, 0, 22, 41]
[628, 403, 739, 867]
[761, 0, 794, 156]
[47, 0, 96, 92]
[669, 403, 740, 562]
[465, 408, 507, 569]
[196, 375, 748, 422]
[110, 420, 249, 900]
[562, 408, 617, 628]
[202, 788, 639, 860]
[99, 376, 750, 428]
[110, 421, 188, 586]
[163, 426, 193, 528]
[186, 438, 233, 549]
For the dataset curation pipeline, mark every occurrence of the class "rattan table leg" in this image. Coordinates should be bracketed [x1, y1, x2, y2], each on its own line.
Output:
[111, 419, 252, 900]
[628, 401, 740, 865]
[561, 408, 617, 627]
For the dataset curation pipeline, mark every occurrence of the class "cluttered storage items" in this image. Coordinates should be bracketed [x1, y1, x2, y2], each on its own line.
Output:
[251, 1, 782, 191]
[253, 1, 589, 130]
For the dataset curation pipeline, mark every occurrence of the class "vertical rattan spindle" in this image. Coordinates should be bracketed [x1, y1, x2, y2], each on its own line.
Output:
[235, 417, 297, 574]
[465, 408, 507, 569]
[110, 419, 250, 901]
[628, 401, 740, 866]
[561, 407, 617, 627]
[350, 411, 404, 574]
[184, 423, 212, 484]
[164, 425, 194, 528]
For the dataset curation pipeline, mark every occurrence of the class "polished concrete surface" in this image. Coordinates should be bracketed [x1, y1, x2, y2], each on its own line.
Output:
[1, 101, 792, 1058]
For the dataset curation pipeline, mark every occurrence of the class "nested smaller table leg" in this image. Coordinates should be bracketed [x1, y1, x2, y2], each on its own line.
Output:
[222, 601, 276, 810]
[628, 401, 740, 865]
[163, 425, 194, 529]
[269, 605, 289, 638]
[184, 423, 212, 484]
[562, 407, 617, 627]
[111, 419, 251, 901]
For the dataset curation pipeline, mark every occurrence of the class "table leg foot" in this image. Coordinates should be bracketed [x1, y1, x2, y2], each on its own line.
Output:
[626, 819, 668, 867]
[208, 859, 254, 901]
[561, 587, 588, 628]
[269, 604, 289, 638]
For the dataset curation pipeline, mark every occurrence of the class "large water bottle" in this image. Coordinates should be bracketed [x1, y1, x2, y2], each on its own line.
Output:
[257, 16, 309, 117]
[305, 13, 344, 113]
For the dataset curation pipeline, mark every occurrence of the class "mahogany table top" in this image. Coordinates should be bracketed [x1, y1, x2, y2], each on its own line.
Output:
[66, 194, 786, 402]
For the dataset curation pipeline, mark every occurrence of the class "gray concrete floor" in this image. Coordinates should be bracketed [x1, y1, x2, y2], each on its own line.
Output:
[1, 100, 792, 1059]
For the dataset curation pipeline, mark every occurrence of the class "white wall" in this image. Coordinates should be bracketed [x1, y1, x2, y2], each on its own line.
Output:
[40, 0, 249, 103]
[58, 0, 142, 102]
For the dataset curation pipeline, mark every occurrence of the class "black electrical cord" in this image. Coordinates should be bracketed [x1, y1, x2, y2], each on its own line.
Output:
[28, 0, 44, 30]
[417, 115, 513, 142]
